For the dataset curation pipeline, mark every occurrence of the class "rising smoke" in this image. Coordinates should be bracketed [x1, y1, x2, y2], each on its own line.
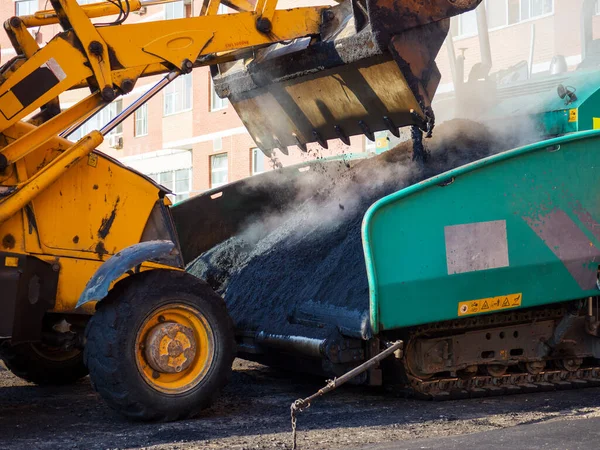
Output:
[187, 118, 543, 340]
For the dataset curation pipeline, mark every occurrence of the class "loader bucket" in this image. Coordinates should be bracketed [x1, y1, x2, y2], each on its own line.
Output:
[212, 0, 482, 155]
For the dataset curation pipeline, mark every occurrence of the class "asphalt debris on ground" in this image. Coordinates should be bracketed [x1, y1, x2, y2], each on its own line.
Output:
[2, 359, 600, 450]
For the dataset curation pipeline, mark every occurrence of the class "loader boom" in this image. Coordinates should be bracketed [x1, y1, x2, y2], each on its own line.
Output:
[0, 0, 482, 421]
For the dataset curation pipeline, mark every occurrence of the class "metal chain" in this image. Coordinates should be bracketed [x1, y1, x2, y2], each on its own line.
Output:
[290, 399, 307, 450]
[288, 341, 403, 449]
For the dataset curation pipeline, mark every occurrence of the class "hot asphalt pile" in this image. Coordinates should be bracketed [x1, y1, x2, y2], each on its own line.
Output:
[188, 120, 526, 344]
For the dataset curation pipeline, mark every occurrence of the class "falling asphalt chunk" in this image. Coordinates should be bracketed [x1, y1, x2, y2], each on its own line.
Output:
[187, 119, 537, 372]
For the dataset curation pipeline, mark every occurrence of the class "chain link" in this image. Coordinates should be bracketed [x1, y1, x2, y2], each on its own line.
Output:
[290, 399, 307, 450]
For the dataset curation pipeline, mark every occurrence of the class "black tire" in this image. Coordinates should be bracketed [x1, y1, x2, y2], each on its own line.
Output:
[0, 342, 88, 385]
[84, 269, 235, 421]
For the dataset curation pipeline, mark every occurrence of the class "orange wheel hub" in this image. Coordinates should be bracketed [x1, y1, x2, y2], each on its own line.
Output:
[135, 303, 214, 394]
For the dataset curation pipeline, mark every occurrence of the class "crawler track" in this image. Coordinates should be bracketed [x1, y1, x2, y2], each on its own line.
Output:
[400, 302, 600, 400]
[409, 366, 600, 400]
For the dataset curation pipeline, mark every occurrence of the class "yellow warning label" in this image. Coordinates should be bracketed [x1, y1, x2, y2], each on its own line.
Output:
[5, 257, 18, 268]
[458, 293, 522, 317]
[594, 118, 600, 130]
[569, 109, 578, 123]
[87, 153, 98, 168]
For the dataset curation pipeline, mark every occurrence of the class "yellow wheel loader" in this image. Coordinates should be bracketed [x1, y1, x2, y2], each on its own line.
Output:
[0, 0, 480, 420]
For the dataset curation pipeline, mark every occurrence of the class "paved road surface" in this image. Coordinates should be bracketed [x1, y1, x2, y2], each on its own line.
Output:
[359, 416, 600, 450]
[2, 359, 600, 449]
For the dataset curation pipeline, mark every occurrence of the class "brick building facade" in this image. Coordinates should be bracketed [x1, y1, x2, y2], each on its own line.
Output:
[1, 0, 599, 202]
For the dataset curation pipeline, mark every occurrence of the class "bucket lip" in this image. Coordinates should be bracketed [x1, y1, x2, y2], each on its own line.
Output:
[212, 26, 385, 97]
[361, 128, 600, 334]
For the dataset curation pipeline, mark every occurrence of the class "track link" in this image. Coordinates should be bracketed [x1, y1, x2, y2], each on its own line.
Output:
[410, 367, 600, 400]
[400, 302, 600, 400]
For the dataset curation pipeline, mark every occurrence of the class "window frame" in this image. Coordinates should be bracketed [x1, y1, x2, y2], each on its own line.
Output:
[163, 73, 193, 117]
[134, 103, 149, 137]
[251, 148, 265, 175]
[210, 153, 229, 189]
[67, 99, 123, 141]
[164, 0, 185, 20]
[452, 0, 554, 39]
[210, 78, 228, 112]
[147, 168, 192, 203]
[102, 99, 123, 137]
[15, 0, 37, 16]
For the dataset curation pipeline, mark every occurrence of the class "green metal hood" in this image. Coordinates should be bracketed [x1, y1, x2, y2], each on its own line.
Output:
[481, 69, 600, 137]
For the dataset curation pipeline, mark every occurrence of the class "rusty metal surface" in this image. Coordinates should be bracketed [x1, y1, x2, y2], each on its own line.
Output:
[231, 56, 422, 152]
[398, 302, 600, 400]
[366, 0, 482, 45]
[213, 0, 483, 154]
[144, 322, 197, 374]
[407, 321, 555, 376]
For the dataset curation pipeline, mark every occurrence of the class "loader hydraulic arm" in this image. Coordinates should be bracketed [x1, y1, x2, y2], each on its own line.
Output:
[0, 0, 482, 227]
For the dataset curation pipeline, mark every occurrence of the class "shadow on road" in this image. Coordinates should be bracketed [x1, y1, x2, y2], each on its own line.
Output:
[1, 361, 600, 450]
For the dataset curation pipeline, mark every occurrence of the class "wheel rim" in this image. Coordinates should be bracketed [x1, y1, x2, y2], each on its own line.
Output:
[135, 303, 215, 394]
[485, 364, 507, 377]
[556, 358, 583, 372]
[524, 361, 545, 375]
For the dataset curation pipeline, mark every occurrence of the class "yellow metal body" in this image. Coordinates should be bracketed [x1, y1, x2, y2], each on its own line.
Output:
[0, 123, 170, 314]
[0, 0, 327, 321]
[0, 0, 481, 330]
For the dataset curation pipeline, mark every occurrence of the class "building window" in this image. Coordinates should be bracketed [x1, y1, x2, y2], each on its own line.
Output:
[252, 148, 265, 175]
[452, 0, 553, 37]
[210, 153, 228, 188]
[210, 79, 228, 111]
[148, 169, 191, 203]
[165, 0, 185, 19]
[15, 0, 37, 16]
[164, 73, 192, 116]
[134, 103, 148, 137]
[68, 100, 123, 141]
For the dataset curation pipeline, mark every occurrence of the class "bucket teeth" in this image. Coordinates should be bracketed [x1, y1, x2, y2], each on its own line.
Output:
[293, 133, 308, 152]
[334, 125, 351, 146]
[274, 139, 288, 155]
[383, 116, 400, 138]
[359, 120, 375, 142]
[312, 130, 328, 149]
[212, 0, 483, 154]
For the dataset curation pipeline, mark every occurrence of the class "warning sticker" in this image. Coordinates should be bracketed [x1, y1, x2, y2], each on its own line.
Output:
[458, 293, 522, 317]
[569, 109, 578, 123]
[4, 256, 18, 268]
